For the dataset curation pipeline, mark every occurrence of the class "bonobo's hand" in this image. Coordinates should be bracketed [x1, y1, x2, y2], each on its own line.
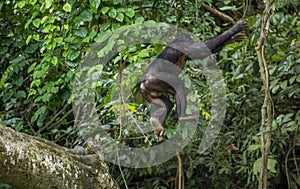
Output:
[150, 117, 164, 142]
[236, 21, 248, 31]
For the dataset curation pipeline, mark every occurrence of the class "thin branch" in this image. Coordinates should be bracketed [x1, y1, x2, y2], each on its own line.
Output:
[201, 3, 236, 24]
[176, 153, 184, 189]
[37, 103, 69, 134]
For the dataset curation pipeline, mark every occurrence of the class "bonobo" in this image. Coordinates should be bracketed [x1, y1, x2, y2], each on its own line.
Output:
[140, 21, 247, 141]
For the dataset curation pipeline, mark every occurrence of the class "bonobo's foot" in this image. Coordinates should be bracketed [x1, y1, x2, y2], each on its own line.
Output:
[179, 115, 198, 122]
[150, 117, 164, 142]
[230, 33, 247, 43]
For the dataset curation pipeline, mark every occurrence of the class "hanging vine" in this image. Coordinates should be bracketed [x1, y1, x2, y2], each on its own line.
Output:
[254, 0, 275, 188]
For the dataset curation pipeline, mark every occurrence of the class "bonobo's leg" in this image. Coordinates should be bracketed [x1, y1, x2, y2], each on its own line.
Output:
[155, 73, 197, 121]
[149, 96, 173, 141]
[205, 21, 247, 53]
[151, 73, 186, 117]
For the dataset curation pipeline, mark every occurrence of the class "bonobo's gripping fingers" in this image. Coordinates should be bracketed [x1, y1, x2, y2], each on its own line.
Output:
[236, 21, 248, 31]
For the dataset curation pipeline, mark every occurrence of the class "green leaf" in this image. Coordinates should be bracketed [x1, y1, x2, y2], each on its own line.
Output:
[118, 8, 126, 13]
[29, 0, 37, 6]
[28, 89, 37, 97]
[296, 75, 300, 83]
[33, 34, 40, 41]
[280, 80, 287, 89]
[63, 24, 69, 30]
[68, 50, 81, 61]
[137, 50, 149, 58]
[49, 16, 55, 23]
[25, 19, 32, 29]
[63, 3, 71, 12]
[33, 69, 46, 79]
[89, 0, 100, 9]
[247, 144, 260, 151]
[31, 106, 46, 123]
[80, 10, 93, 22]
[82, 30, 97, 43]
[3, 90, 13, 103]
[125, 8, 134, 18]
[101, 7, 109, 15]
[253, 158, 261, 175]
[116, 13, 124, 22]
[43, 24, 52, 32]
[109, 9, 117, 18]
[146, 166, 152, 174]
[271, 85, 279, 93]
[15, 122, 24, 132]
[144, 20, 157, 26]
[219, 6, 236, 11]
[16, 90, 26, 98]
[51, 56, 58, 65]
[268, 159, 277, 173]
[30, 79, 41, 87]
[15, 1, 26, 9]
[62, 50, 68, 57]
[135, 17, 144, 24]
[14, 76, 24, 86]
[289, 76, 296, 84]
[10, 55, 25, 64]
[41, 16, 48, 24]
[42, 93, 51, 102]
[54, 37, 63, 43]
[32, 11, 39, 18]
[26, 35, 32, 45]
[282, 113, 293, 123]
[74, 27, 88, 37]
[45, 0, 53, 9]
[25, 44, 39, 54]
[113, 0, 122, 4]
[94, 32, 112, 43]
[126, 104, 136, 112]
[33, 18, 41, 28]
[253, 158, 278, 175]
[28, 62, 37, 73]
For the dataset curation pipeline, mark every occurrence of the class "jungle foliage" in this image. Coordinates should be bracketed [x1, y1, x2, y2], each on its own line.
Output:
[0, 0, 299, 188]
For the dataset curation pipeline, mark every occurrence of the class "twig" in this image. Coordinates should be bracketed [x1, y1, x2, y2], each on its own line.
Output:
[117, 150, 128, 189]
[37, 103, 70, 134]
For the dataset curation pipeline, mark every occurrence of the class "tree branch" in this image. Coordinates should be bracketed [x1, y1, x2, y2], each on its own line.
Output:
[0, 125, 120, 189]
[201, 3, 236, 24]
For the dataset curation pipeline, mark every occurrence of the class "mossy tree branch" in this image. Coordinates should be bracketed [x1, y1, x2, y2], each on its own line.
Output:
[0, 125, 120, 189]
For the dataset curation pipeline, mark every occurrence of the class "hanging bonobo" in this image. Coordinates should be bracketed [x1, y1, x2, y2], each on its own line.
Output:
[140, 21, 247, 141]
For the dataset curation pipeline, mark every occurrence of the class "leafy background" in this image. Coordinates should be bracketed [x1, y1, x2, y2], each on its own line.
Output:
[0, 0, 299, 188]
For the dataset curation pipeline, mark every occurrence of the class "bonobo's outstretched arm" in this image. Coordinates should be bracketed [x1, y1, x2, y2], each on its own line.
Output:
[205, 22, 248, 53]
[140, 21, 247, 141]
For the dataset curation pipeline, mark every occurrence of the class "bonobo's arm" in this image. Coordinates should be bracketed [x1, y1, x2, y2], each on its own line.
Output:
[205, 21, 248, 53]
